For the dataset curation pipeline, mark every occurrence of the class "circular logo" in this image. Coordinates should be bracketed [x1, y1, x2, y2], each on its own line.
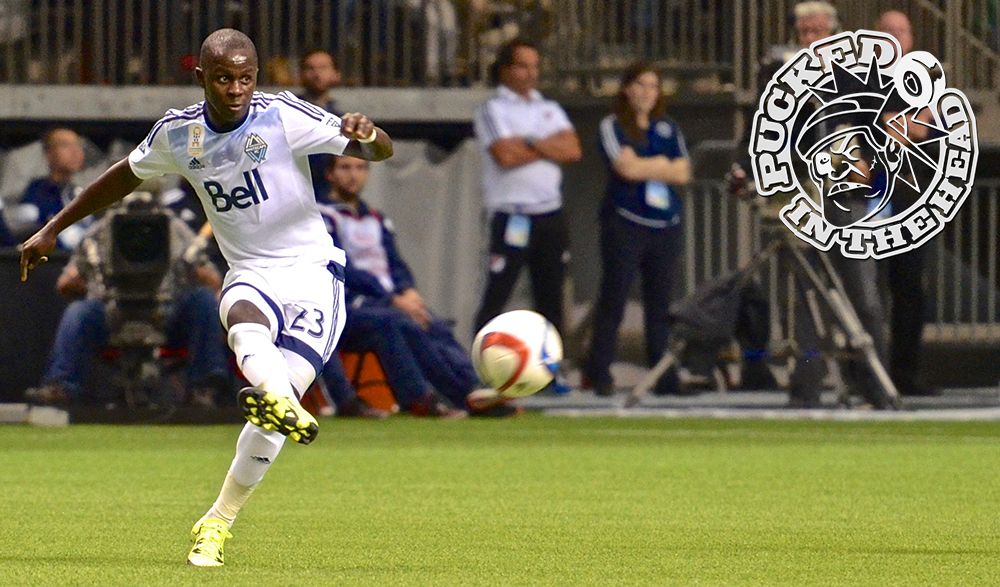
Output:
[749, 30, 978, 259]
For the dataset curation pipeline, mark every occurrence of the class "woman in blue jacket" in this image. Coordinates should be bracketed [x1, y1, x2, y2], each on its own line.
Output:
[583, 62, 692, 397]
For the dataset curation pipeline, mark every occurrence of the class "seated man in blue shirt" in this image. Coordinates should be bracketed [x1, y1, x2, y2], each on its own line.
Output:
[8, 128, 90, 249]
[317, 155, 515, 417]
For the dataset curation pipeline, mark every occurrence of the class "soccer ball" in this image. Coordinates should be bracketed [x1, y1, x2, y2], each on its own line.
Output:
[471, 310, 563, 398]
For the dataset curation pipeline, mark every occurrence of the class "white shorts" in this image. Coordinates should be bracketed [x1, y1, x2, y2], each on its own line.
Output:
[219, 261, 346, 393]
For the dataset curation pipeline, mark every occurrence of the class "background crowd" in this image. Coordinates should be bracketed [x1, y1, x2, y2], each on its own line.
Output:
[0, 2, 955, 417]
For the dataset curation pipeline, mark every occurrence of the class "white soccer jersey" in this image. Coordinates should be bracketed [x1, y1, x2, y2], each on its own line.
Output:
[128, 91, 350, 270]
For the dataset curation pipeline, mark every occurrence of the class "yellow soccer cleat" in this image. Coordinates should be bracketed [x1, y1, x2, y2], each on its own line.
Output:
[237, 387, 319, 445]
[187, 518, 233, 567]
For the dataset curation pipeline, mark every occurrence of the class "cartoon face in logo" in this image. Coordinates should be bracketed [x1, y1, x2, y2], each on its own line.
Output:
[805, 128, 902, 227]
[750, 30, 978, 259]
[792, 63, 914, 228]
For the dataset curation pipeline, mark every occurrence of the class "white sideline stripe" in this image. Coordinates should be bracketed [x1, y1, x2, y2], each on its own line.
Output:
[542, 407, 1000, 422]
[0, 403, 70, 426]
[0, 403, 30, 424]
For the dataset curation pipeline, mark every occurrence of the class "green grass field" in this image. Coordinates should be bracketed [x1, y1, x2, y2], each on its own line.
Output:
[2, 414, 1000, 586]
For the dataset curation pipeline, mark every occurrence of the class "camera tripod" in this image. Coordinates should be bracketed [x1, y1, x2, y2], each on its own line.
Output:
[625, 231, 901, 409]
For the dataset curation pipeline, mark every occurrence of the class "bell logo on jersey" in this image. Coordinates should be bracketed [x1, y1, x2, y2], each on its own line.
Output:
[204, 168, 270, 212]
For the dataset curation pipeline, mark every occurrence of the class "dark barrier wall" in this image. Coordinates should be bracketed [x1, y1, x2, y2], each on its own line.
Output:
[0, 249, 69, 402]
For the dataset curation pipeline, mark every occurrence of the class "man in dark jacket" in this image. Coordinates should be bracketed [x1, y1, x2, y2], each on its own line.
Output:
[317, 155, 516, 417]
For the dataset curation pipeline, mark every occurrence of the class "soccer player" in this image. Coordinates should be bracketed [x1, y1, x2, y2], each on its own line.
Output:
[18, 29, 393, 567]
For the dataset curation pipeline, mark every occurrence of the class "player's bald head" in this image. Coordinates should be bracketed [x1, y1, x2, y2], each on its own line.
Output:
[200, 28, 258, 69]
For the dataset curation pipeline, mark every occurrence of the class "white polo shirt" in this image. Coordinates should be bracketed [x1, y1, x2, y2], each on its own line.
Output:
[473, 85, 574, 215]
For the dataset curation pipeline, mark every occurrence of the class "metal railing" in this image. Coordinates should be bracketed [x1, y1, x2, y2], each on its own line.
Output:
[733, 0, 1000, 103]
[546, 0, 733, 94]
[927, 179, 1000, 342]
[0, 0, 732, 88]
[679, 179, 1000, 345]
[3, 0, 1000, 98]
[0, 0, 498, 86]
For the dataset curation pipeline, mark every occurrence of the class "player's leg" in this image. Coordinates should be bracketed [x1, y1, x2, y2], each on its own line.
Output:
[189, 280, 289, 567]
[189, 270, 319, 567]
[188, 421, 281, 567]
[216, 275, 320, 443]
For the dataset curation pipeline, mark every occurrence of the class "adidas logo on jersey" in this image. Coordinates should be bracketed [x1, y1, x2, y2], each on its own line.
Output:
[188, 157, 205, 170]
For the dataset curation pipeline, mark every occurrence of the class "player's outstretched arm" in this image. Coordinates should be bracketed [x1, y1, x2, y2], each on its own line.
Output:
[20, 158, 143, 281]
[339, 112, 393, 161]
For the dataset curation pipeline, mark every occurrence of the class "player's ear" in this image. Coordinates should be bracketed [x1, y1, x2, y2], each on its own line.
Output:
[195, 67, 205, 87]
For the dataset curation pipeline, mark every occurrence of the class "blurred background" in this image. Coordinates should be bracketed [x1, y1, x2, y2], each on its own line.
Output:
[2, 0, 1000, 404]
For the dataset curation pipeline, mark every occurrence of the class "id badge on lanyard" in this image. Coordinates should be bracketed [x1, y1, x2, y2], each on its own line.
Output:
[504, 214, 531, 248]
[645, 181, 672, 211]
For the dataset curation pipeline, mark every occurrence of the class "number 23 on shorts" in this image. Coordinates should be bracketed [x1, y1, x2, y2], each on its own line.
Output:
[289, 305, 325, 338]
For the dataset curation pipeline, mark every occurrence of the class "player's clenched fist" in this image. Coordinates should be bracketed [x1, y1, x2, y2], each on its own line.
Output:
[339, 112, 375, 142]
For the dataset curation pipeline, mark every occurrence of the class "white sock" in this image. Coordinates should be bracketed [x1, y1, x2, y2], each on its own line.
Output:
[203, 422, 286, 527]
[228, 322, 294, 398]
[203, 475, 254, 528]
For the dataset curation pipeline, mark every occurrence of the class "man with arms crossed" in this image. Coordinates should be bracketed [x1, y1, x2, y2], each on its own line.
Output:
[19, 29, 393, 566]
[472, 38, 582, 338]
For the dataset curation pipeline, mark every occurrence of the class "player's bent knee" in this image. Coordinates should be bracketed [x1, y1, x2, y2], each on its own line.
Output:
[227, 321, 273, 351]
[219, 284, 279, 337]
[227, 300, 270, 326]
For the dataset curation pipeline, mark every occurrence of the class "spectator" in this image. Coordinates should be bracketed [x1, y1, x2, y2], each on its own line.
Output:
[730, 1, 895, 409]
[318, 155, 515, 417]
[581, 62, 691, 397]
[0, 0, 28, 80]
[7, 128, 88, 248]
[471, 38, 582, 341]
[23, 192, 231, 407]
[298, 48, 343, 199]
[265, 54, 295, 86]
[299, 49, 342, 113]
[876, 9, 940, 397]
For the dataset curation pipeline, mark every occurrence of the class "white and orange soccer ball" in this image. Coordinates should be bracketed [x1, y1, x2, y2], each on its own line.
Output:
[471, 310, 563, 399]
